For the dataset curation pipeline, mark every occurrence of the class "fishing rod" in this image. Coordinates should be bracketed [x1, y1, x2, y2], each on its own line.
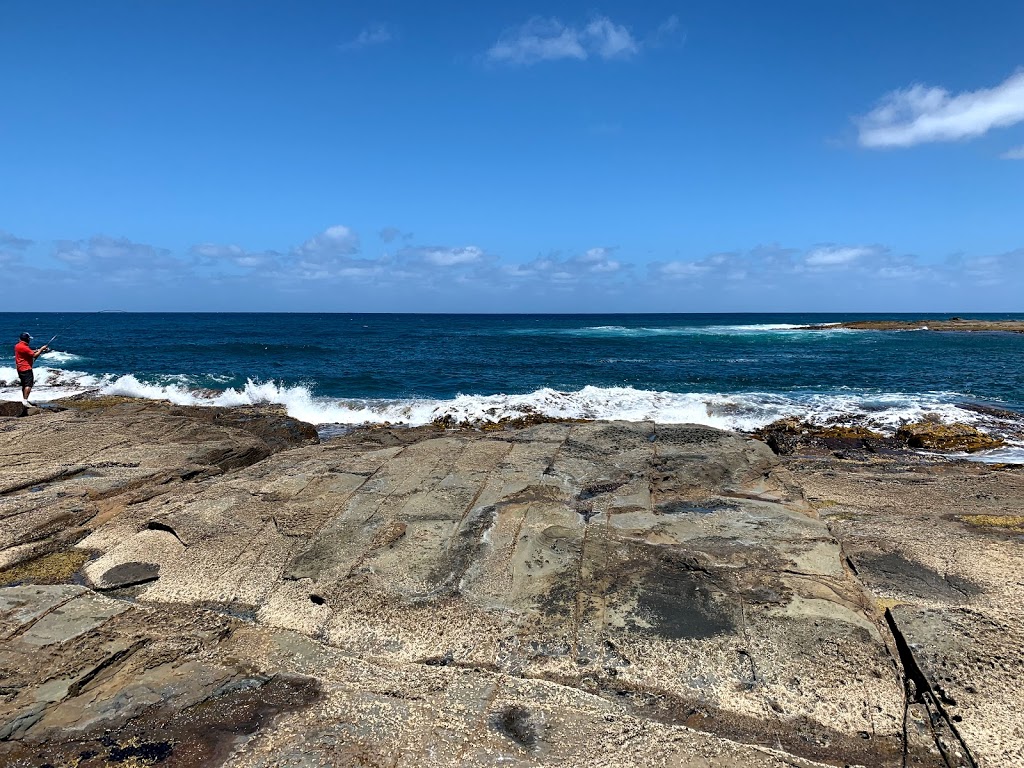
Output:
[45, 310, 127, 347]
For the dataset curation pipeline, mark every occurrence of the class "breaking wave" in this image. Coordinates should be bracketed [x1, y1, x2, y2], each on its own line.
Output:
[4, 364, 1022, 462]
[0, 366, 104, 400]
[40, 350, 87, 365]
[89, 374, 1018, 434]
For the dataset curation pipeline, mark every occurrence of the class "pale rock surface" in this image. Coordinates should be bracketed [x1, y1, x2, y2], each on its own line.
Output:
[1, 400, 1007, 765]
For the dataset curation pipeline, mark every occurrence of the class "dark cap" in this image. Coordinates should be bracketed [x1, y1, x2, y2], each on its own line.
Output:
[19, 332, 31, 342]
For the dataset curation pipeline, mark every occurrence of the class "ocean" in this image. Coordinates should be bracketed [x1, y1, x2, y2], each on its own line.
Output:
[3, 312, 1024, 461]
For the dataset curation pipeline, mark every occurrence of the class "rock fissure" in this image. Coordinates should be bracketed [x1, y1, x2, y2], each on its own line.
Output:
[883, 609, 978, 768]
[3, 590, 84, 642]
[0, 465, 90, 497]
[65, 638, 150, 698]
[144, 519, 186, 547]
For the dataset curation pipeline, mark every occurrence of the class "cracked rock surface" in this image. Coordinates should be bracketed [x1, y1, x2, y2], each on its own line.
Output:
[0, 400, 1018, 765]
[793, 453, 1024, 767]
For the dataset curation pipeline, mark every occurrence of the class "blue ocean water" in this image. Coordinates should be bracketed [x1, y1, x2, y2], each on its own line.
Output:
[3, 313, 1024, 446]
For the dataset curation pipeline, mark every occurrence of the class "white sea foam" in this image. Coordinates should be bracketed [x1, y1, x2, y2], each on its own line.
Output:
[0, 365, 105, 401]
[84, 375, 1022, 437]
[3, 365, 1020, 464]
[39, 350, 86, 365]
[514, 323, 849, 338]
[959, 446, 1024, 464]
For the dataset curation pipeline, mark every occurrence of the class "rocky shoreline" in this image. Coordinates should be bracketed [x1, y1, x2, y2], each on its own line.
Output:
[800, 318, 1024, 333]
[1, 398, 1021, 766]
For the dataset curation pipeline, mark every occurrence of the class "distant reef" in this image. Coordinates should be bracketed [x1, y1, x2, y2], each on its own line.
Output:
[800, 318, 1024, 333]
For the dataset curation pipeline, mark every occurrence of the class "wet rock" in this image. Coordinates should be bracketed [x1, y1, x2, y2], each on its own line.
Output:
[169, 404, 320, 452]
[0, 549, 91, 587]
[60, 397, 319, 452]
[896, 422, 1003, 452]
[753, 418, 893, 455]
[847, 549, 980, 602]
[956, 401, 1024, 421]
[0, 587, 322, 765]
[0, 402, 29, 418]
[95, 561, 160, 589]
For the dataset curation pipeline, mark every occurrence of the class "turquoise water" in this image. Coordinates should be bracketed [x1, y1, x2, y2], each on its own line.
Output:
[3, 313, 1023, 442]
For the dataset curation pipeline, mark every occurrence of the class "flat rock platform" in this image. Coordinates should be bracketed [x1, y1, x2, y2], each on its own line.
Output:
[0, 400, 1017, 766]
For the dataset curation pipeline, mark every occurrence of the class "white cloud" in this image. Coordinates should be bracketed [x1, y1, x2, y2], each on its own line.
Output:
[50, 235, 185, 285]
[857, 70, 1024, 148]
[805, 245, 875, 266]
[418, 246, 485, 267]
[0, 230, 32, 264]
[654, 245, 906, 283]
[339, 23, 394, 51]
[645, 15, 685, 49]
[504, 247, 628, 283]
[1002, 145, 1024, 160]
[54, 235, 172, 267]
[656, 15, 681, 38]
[487, 18, 586, 65]
[192, 243, 244, 259]
[954, 251, 1024, 286]
[578, 247, 621, 272]
[487, 16, 638, 65]
[20, 225, 1024, 310]
[297, 225, 360, 257]
[583, 18, 639, 59]
[379, 226, 412, 242]
[191, 242, 284, 271]
[656, 261, 708, 279]
[0, 230, 32, 250]
[653, 252, 744, 281]
[192, 226, 364, 278]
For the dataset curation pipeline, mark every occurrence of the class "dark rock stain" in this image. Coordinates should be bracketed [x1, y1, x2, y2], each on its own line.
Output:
[0, 674, 321, 768]
[578, 481, 626, 501]
[853, 551, 980, 601]
[635, 565, 736, 640]
[421, 505, 497, 597]
[656, 499, 733, 515]
[98, 562, 160, 590]
[492, 704, 537, 748]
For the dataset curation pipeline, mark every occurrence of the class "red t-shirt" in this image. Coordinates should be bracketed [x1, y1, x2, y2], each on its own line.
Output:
[14, 341, 35, 372]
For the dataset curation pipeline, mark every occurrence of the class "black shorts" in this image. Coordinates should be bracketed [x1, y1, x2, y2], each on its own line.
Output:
[18, 369, 34, 388]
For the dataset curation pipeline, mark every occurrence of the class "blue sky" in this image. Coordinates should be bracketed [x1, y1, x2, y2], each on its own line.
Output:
[1, 1, 1022, 312]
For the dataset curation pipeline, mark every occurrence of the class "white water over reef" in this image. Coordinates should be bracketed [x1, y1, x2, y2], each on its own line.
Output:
[944, 444, 1024, 464]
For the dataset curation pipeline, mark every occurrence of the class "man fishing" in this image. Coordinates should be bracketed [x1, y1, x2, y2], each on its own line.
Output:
[14, 332, 49, 404]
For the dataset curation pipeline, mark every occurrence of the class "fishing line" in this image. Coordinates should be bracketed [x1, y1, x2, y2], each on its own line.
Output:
[45, 309, 127, 347]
